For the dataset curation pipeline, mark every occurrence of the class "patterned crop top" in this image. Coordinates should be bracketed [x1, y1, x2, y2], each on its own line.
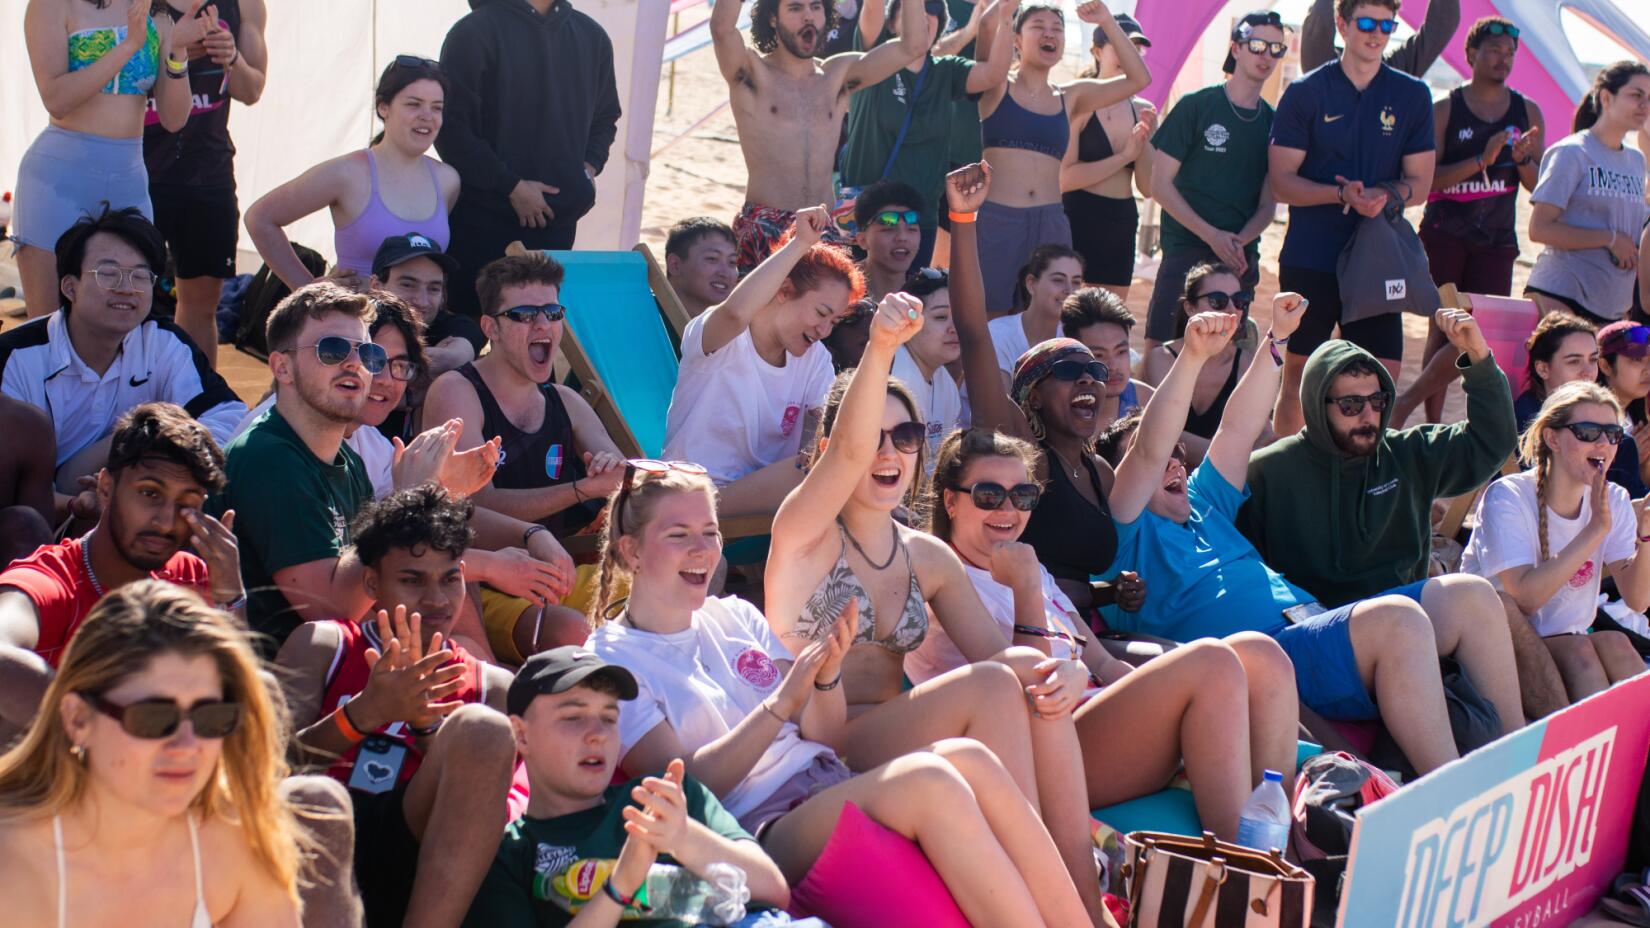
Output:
[68, 19, 160, 96]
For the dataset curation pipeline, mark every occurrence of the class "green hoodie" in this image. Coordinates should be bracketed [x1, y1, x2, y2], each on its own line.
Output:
[1236, 340, 1516, 607]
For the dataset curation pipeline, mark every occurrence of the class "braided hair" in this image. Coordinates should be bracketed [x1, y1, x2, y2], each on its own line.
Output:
[1516, 381, 1623, 562]
[591, 469, 721, 623]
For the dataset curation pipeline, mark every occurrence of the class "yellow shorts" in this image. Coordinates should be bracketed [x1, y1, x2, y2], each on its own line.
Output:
[478, 565, 628, 666]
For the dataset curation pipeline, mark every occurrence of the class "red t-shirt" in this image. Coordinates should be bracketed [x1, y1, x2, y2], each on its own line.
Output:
[0, 538, 211, 667]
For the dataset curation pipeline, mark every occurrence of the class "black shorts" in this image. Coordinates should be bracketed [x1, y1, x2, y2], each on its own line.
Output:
[150, 183, 239, 280]
[352, 783, 421, 928]
[1063, 190, 1138, 287]
[1524, 286, 1614, 327]
[1418, 226, 1518, 297]
[1280, 264, 1405, 361]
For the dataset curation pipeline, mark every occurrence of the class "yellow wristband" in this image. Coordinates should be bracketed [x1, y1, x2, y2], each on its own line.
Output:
[947, 210, 977, 224]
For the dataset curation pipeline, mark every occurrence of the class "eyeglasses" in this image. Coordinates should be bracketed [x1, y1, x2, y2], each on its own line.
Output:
[384, 358, 422, 382]
[490, 303, 567, 324]
[1560, 421, 1626, 444]
[1480, 22, 1519, 40]
[80, 692, 243, 740]
[1047, 358, 1110, 383]
[1193, 290, 1254, 312]
[291, 336, 389, 374]
[879, 421, 927, 454]
[956, 481, 1042, 511]
[88, 265, 156, 291]
[1324, 391, 1392, 416]
[613, 459, 710, 531]
[393, 54, 441, 71]
[1239, 38, 1288, 58]
[1353, 16, 1399, 34]
[870, 210, 920, 228]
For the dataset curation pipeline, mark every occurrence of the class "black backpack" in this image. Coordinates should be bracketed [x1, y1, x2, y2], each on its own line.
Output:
[1290, 752, 1401, 927]
[232, 242, 328, 360]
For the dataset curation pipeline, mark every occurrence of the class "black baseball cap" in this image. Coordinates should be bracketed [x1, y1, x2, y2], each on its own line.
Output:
[1112, 14, 1151, 46]
[371, 233, 461, 281]
[1224, 10, 1286, 74]
[506, 646, 639, 716]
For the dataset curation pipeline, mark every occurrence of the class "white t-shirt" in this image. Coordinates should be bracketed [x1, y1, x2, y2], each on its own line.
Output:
[233, 394, 395, 498]
[586, 596, 835, 820]
[890, 346, 962, 473]
[989, 314, 1032, 378]
[906, 561, 1087, 685]
[662, 316, 836, 484]
[1462, 471, 1636, 637]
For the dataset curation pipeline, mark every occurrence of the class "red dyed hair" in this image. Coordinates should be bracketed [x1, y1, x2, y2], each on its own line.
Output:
[775, 234, 867, 305]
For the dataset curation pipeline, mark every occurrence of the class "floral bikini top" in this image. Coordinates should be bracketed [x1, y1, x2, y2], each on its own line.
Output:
[68, 18, 160, 96]
[795, 520, 928, 654]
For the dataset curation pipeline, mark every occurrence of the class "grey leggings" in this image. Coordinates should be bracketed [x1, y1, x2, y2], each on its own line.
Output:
[975, 200, 1072, 313]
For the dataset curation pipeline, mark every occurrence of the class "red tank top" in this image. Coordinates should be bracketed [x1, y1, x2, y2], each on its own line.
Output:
[318, 619, 485, 787]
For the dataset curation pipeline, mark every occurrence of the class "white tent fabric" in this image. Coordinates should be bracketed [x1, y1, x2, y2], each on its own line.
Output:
[0, 0, 669, 267]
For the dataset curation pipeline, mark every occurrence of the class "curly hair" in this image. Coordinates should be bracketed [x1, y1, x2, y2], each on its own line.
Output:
[107, 402, 227, 493]
[475, 252, 565, 318]
[350, 484, 475, 569]
[751, 0, 839, 54]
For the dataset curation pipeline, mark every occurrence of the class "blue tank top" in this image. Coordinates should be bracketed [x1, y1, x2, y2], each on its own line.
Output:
[982, 87, 1069, 159]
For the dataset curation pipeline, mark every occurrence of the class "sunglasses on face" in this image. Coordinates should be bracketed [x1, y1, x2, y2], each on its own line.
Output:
[1048, 358, 1111, 383]
[1354, 16, 1399, 34]
[1481, 22, 1519, 40]
[80, 691, 243, 740]
[879, 421, 927, 454]
[88, 265, 156, 291]
[871, 210, 920, 228]
[490, 303, 567, 324]
[957, 481, 1042, 511]
[1324, 391, 1392, 416]
[1193, 289, 1254, 312]
[292, 336, 389, 374]
[1240, 38, 1288, 58]
[1560, 421, 1626, 444]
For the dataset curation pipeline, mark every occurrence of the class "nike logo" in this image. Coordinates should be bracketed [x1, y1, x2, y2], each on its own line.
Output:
[1323, 114, 1345, 123]
[128, 374, 150, 387]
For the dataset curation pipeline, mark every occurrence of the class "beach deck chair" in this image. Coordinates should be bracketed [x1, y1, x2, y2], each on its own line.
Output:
[634, 242, 692, 347]
[1439, 283, 1542, 396]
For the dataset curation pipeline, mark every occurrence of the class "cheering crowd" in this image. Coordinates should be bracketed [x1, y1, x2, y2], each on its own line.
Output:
[2, 0, 1649, 924]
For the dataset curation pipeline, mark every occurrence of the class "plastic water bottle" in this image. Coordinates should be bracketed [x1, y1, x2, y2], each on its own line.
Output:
[0, 191, 12, 241]
[541, 858, 751, 925]
[1234, 769, 1292, 854]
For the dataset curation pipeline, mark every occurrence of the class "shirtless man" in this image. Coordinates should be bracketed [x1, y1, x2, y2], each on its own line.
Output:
[713, 0, 929, 272]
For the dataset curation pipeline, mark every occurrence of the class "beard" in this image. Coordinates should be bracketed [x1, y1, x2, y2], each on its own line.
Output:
[778, 22, 820, 58]
[1331, 424, 1381, 457]
[108, 509, 180, 572]
[296, 371, 366, 424]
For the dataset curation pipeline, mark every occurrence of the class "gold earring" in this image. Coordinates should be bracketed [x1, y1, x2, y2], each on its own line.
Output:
[70, 744, 87, 765]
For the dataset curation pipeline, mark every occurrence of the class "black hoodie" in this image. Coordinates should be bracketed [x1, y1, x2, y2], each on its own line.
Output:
[438, 0, 621, 225]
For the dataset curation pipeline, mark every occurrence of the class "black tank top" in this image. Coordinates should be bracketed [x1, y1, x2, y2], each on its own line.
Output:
[1021, 443, 1119, 583]
[456, 364, 602, 536]
[1179, 348, 1243, 440]
[1420, 87, 1530, 250]
[144, 0, 242, 187]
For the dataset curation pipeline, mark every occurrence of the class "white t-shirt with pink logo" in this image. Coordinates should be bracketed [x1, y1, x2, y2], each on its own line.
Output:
[663, 316, 836, 484]
[1463, 470, 1636, 637]
[586, 596, 834, 820]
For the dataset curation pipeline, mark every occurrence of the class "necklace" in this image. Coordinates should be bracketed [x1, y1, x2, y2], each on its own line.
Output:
[841, 518, 900, 571]
[80, 531, 105, 599]
[1046, 443, 1084, 480]
[1223, 83, 1262, 123]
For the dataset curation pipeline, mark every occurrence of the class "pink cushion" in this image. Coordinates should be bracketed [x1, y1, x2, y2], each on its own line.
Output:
[787, 801, 972, 928]
[506, 763, 531, 822]
[1467, 294, 1541, 395]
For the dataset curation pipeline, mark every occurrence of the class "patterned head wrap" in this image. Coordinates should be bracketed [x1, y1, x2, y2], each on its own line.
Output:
[1011, 338, 1093, 408]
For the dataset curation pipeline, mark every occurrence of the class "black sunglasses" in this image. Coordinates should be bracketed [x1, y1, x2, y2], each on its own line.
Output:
[871, 210, 920, 228]
[957, 481, 1042, 511]
[880, 421, 927, 454]
[1354, 15, 1399, 34]
[80, 692, 243, 740]
[1325, 391, 1392, 416]
[1048, 358, 1110, 383]
[1193, 289, 1254, 312]
[393, 54, 442, 71]
[291, 336, 388, 374]
[1560, 421, 1626, 444]
[490, 303, 567, 324]
[1240, 38, 1288, 58]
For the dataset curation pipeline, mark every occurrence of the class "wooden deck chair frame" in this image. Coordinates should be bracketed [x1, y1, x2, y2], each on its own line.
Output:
[634, 242, 692, 343]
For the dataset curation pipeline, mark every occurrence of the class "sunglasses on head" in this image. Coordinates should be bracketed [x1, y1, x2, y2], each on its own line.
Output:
[1354, 15, 1399, 34]
[490, 303, 567, 324]
[291, 335, 388, 374]
[613, 459, 711, 529]
[1240, 38, 1288, 58]
[1324, 391, 1392, 416]
[1560, 421, 1626, 444]
[393, 54, 442, 71]
[1194, 289, 1254, 312]
[957, 481, 1042, 511]
[871, 210, 920, 228]
[1481, 22, 1519, 40]
[1603, 326, 1650, 354]
[1048, 358, 1110, 383]
[880, 421, 927, 454]
[80, 692, 243, 740]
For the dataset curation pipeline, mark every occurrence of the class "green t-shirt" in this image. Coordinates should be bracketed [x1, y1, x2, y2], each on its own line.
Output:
[463, 775, 757, 928]
[1151, 84, 1276, 255]
[941, 0, 983, 169]
[841, 42, 975, 228]
[208, 405, 372, 649]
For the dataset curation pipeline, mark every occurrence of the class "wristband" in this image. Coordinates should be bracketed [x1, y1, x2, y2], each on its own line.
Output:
[226, 47, 240, 69]
[522, 524, 549, 547]
[1267, 337, 1284, 367]
[408, 720, 441, 738]
[216, 591, 247, 612]
[947, 210, 977, 224]
[813, 673, 842, 692]
[571, 480, 586, 503]
[165, 54, 188, 73]
[333, 705, 366, 744]
[1013, 623, 1089, 648]
[602, 878, 650, 913]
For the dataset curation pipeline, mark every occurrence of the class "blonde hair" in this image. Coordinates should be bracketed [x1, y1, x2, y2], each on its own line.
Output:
[1517, 381, 1624, 562]
[0, 581, 302, 900]
[592, 469, 721, 622]
[922, 428, 1043, 541]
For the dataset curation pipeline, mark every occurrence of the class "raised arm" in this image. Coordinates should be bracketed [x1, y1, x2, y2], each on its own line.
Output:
[1061, 1, 1150, 115]
[840, 0, 928, 87]
[710, 0, 757, 84]
[1206, 294, 1305, 487]
[244, 159, 352, 290]
[946, 164, 1033, 438]
[1109, 312, 1237, 523]
[0, 591, 49, 729]
[856, 0, 888, 49]
[1388, 0, 1458, 77]
[1297, 0, 1335, 73]
[699, 207, 831, 354]
[962, 0, 1015, 93]
[934, 0, 988, 57]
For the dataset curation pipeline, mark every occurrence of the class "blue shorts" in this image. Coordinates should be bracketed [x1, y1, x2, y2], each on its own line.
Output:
[1274, 580, 1428, 721]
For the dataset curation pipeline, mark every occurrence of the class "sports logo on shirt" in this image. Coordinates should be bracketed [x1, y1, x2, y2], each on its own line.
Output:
[534, 842, 578, 878]
[1204, 123, 1230, 151]
[1457, 126, 1475, 142]
[733, 648, 780, 690]
[1379, 106, 1397, 135]
[1569, 560, 1596, 590]
[546, 443, 564, 480]
[779, 404, 802, 438]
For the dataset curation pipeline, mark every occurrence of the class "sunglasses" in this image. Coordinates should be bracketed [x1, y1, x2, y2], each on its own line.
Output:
[291, 336, 389, 374]
[1048, 358, 1111, 383]
[870, 210, 920, 228]
[393, 54, 442, 70]
[956, 481, 1042, 511]
[1194, 289, 1254, 312]
[1324, 391, 1392, 416]
[1603, 326, 1650, 355]
[1481, 22, 1519, 40]
[1560, 421, 1626, 444]
[88, 265, 156, 291]
[1240, 38, 1288, 58]
[490, 303, 567, 324]
[614, 459, 710, 529]
[1354, 16, 1399, 34]
[880, 421, 927, 454]
[80, 692, 243, 740]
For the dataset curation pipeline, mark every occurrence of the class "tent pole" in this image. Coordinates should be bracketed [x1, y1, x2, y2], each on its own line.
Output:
[667, 10, 680, 114]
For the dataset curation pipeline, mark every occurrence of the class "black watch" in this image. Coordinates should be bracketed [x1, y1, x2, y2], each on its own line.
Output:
[522, 524, 549, 547]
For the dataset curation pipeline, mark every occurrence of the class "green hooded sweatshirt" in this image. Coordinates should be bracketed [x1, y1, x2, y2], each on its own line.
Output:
[1236, 340, 1516, 607]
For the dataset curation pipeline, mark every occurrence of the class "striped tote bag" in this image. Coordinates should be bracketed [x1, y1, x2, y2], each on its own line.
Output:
[1120, 831, 1313, 928]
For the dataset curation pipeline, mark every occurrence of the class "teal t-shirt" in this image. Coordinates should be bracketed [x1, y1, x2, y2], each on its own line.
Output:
[464, 775, 757, 928]
[209, 406, 372, 648]
[1109, 461, 1310, 642]
[841, 41, 975, 228]
[1151, 84, 1275, 255]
